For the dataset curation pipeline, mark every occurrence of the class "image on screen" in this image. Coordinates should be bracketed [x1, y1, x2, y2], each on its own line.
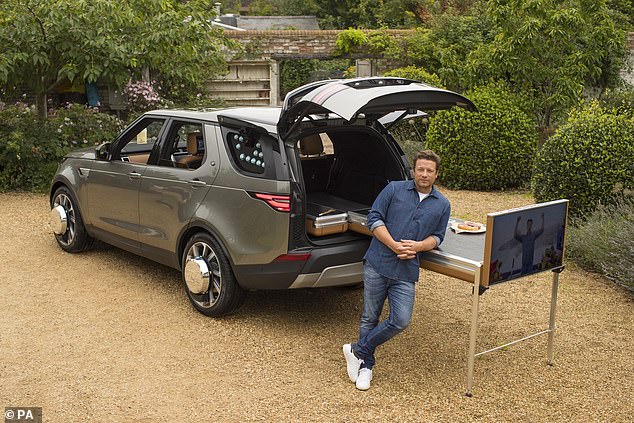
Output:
[484, 200, 568, 285]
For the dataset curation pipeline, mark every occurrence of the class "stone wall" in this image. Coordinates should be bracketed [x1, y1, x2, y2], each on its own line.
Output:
[225, 29, 415, 59]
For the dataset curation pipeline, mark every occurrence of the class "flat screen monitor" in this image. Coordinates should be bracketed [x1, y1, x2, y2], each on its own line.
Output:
[482, 199, 568, 286]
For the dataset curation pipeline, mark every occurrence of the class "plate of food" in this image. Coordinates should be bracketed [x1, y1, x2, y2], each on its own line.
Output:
[450, 220, 486, 234]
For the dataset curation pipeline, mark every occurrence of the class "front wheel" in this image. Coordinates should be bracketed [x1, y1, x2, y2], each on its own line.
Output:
[50, 186, 93, 253]
[181, 233, 246, 317]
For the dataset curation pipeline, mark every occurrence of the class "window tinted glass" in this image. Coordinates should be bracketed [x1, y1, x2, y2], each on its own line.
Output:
[220, 122, 286, 181]
[226, 131, 267, 174]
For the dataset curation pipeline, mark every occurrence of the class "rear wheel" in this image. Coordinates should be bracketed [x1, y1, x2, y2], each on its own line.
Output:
[181, 233, 246, 317]
[50, 186, 93, 253]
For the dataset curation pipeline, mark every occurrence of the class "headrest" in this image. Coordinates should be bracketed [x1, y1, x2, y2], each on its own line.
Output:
[187, 132, 203, 155]
[299, 134, 324, 156]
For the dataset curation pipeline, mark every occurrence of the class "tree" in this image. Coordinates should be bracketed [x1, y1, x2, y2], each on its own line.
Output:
[468, 0, 628, 128]
[0, 0, 233, 119]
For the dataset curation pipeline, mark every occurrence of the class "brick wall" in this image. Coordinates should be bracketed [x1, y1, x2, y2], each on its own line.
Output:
[226, 29, 415, 59]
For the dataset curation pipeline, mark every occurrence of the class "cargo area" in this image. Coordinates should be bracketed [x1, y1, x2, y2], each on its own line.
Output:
[297, 127, 407, 243]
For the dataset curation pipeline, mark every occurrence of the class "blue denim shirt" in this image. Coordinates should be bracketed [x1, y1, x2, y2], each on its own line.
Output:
[364, 180, 451, 283]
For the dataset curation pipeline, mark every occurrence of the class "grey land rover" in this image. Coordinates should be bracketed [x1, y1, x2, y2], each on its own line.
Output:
[49, 77, 475, 316]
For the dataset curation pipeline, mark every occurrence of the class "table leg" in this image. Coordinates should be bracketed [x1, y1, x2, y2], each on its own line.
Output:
[547, 270, 560, 365]
[465, 266, 482, 397]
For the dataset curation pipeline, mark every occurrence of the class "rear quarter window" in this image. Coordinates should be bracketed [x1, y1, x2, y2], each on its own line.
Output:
[221, 126, 286, 180]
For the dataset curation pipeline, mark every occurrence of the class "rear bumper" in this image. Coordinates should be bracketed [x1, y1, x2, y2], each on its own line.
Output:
[233, 238, 369, 290]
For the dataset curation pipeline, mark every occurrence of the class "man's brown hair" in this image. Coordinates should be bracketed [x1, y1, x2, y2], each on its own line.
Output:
[412, 150, 441, 172]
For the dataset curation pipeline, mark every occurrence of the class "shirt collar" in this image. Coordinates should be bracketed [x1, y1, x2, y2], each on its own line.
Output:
[407, 180, 439, 198]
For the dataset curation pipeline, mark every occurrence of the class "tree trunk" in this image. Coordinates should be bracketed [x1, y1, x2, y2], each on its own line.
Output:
[35, 92, 48, 120]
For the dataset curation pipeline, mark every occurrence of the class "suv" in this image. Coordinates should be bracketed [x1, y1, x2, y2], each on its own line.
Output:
[49, 77, 475, 316]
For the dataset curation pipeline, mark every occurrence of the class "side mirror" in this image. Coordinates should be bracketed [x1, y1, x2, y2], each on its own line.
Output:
[96, 142, 111, 160]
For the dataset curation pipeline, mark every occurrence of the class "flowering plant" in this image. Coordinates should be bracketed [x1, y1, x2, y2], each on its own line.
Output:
[122, 80, 165, 113]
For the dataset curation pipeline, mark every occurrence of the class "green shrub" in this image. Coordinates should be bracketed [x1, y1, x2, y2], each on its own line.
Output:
[383, 66, 444, 160]
[567, 200, 634, 291]
[598, 87, 634, 117]
[389, 118, 429, 162]
[0, 103, 124, 192]
[49, 104, 125, 147]
[532, 101, 634, 220]
[383, 66, 444, 88]
[334, 29, 369, 55]
[0, 104, 61, 192]
[425, 83, 537, 190]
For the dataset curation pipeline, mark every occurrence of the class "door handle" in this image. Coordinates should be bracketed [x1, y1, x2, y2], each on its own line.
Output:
[128, 172, 142, 179]
[189, 179, 207, 187]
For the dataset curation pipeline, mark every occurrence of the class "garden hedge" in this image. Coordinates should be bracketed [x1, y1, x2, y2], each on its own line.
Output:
[426, 84, 537, 190]
[531, 101, 634, 220]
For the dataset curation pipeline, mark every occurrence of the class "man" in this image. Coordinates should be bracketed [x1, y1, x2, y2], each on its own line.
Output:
[343, 150, 451, 391]
[514, 213, 545, 274]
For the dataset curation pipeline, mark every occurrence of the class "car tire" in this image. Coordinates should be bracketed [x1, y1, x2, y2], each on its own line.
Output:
[51, 186, 94, 253]
[181, 233, 246, 317]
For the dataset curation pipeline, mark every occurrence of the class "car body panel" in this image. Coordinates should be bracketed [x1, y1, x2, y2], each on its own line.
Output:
[191, 125, 291, 267]
[85, 160, 146, 246]
[138, 123, 220, 257]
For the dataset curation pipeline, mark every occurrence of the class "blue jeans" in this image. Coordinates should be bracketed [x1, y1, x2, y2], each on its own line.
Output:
[352, 262, 416, 370]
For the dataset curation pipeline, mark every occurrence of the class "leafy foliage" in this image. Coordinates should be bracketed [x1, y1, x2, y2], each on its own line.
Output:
[335, 29, 370, 55]
[532, 101, 634, 219]
[280, 59, 351, 96]
[426, 83, 537, 190]
[567, 200, 634, 291]
[0, 0, 233, 119]
[331, 1, 628, 131]
[469, 0, 628, 127]
[383, 66, 444, 88]
[0, 103, 124, 191]
[597, 87, 634, 117]
[399, 12, 495, 92]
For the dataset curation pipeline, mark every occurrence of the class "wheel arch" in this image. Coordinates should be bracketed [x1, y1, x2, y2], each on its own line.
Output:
[177, 223, 234, 272]
[49, 177, 74, 207]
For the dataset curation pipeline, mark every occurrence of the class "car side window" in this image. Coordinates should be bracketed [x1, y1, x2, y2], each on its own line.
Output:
[158, 121, 205, 170]
[226, 131, 267, 174]
[115, 118, 166, 164]
[219, 120, 287, 181]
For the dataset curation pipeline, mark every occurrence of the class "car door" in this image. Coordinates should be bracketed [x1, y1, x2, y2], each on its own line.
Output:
[86, 117, 167, 250]
[138, 119, 219, 264]
[277, 77, 476, 138]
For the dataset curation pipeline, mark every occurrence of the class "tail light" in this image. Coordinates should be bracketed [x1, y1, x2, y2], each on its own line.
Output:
[251, 192, 291, 212]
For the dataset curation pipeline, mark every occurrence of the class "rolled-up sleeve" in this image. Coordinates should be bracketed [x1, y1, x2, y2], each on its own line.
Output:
[367, 182, 394, 232]
[432, 203, 451, 247]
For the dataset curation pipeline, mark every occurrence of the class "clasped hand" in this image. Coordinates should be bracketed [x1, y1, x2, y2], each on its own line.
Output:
[392, 240, 419, 260]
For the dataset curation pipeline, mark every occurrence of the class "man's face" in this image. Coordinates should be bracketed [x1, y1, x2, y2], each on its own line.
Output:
[413, 158, 438, 193]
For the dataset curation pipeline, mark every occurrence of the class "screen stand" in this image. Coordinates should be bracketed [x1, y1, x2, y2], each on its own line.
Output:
[465, 267, 563, 397]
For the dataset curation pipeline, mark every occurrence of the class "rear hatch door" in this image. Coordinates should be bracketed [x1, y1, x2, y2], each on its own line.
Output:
[278, 77, 476, 137]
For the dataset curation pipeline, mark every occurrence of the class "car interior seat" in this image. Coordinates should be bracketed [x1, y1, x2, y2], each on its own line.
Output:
[176, 131, 204, 169]
[299, 134, 334, 193]
[299, 134, 324, 157]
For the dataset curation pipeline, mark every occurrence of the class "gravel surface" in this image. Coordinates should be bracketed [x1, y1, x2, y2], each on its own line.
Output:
[1, 191, 632, 422]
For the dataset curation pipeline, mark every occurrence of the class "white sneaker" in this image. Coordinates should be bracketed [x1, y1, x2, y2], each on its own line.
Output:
[356, 368, 372, 390]
[343, 344, 363, 383]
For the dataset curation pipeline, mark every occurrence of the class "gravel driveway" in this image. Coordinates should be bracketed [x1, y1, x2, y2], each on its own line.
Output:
[1, 192, 632, 422]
